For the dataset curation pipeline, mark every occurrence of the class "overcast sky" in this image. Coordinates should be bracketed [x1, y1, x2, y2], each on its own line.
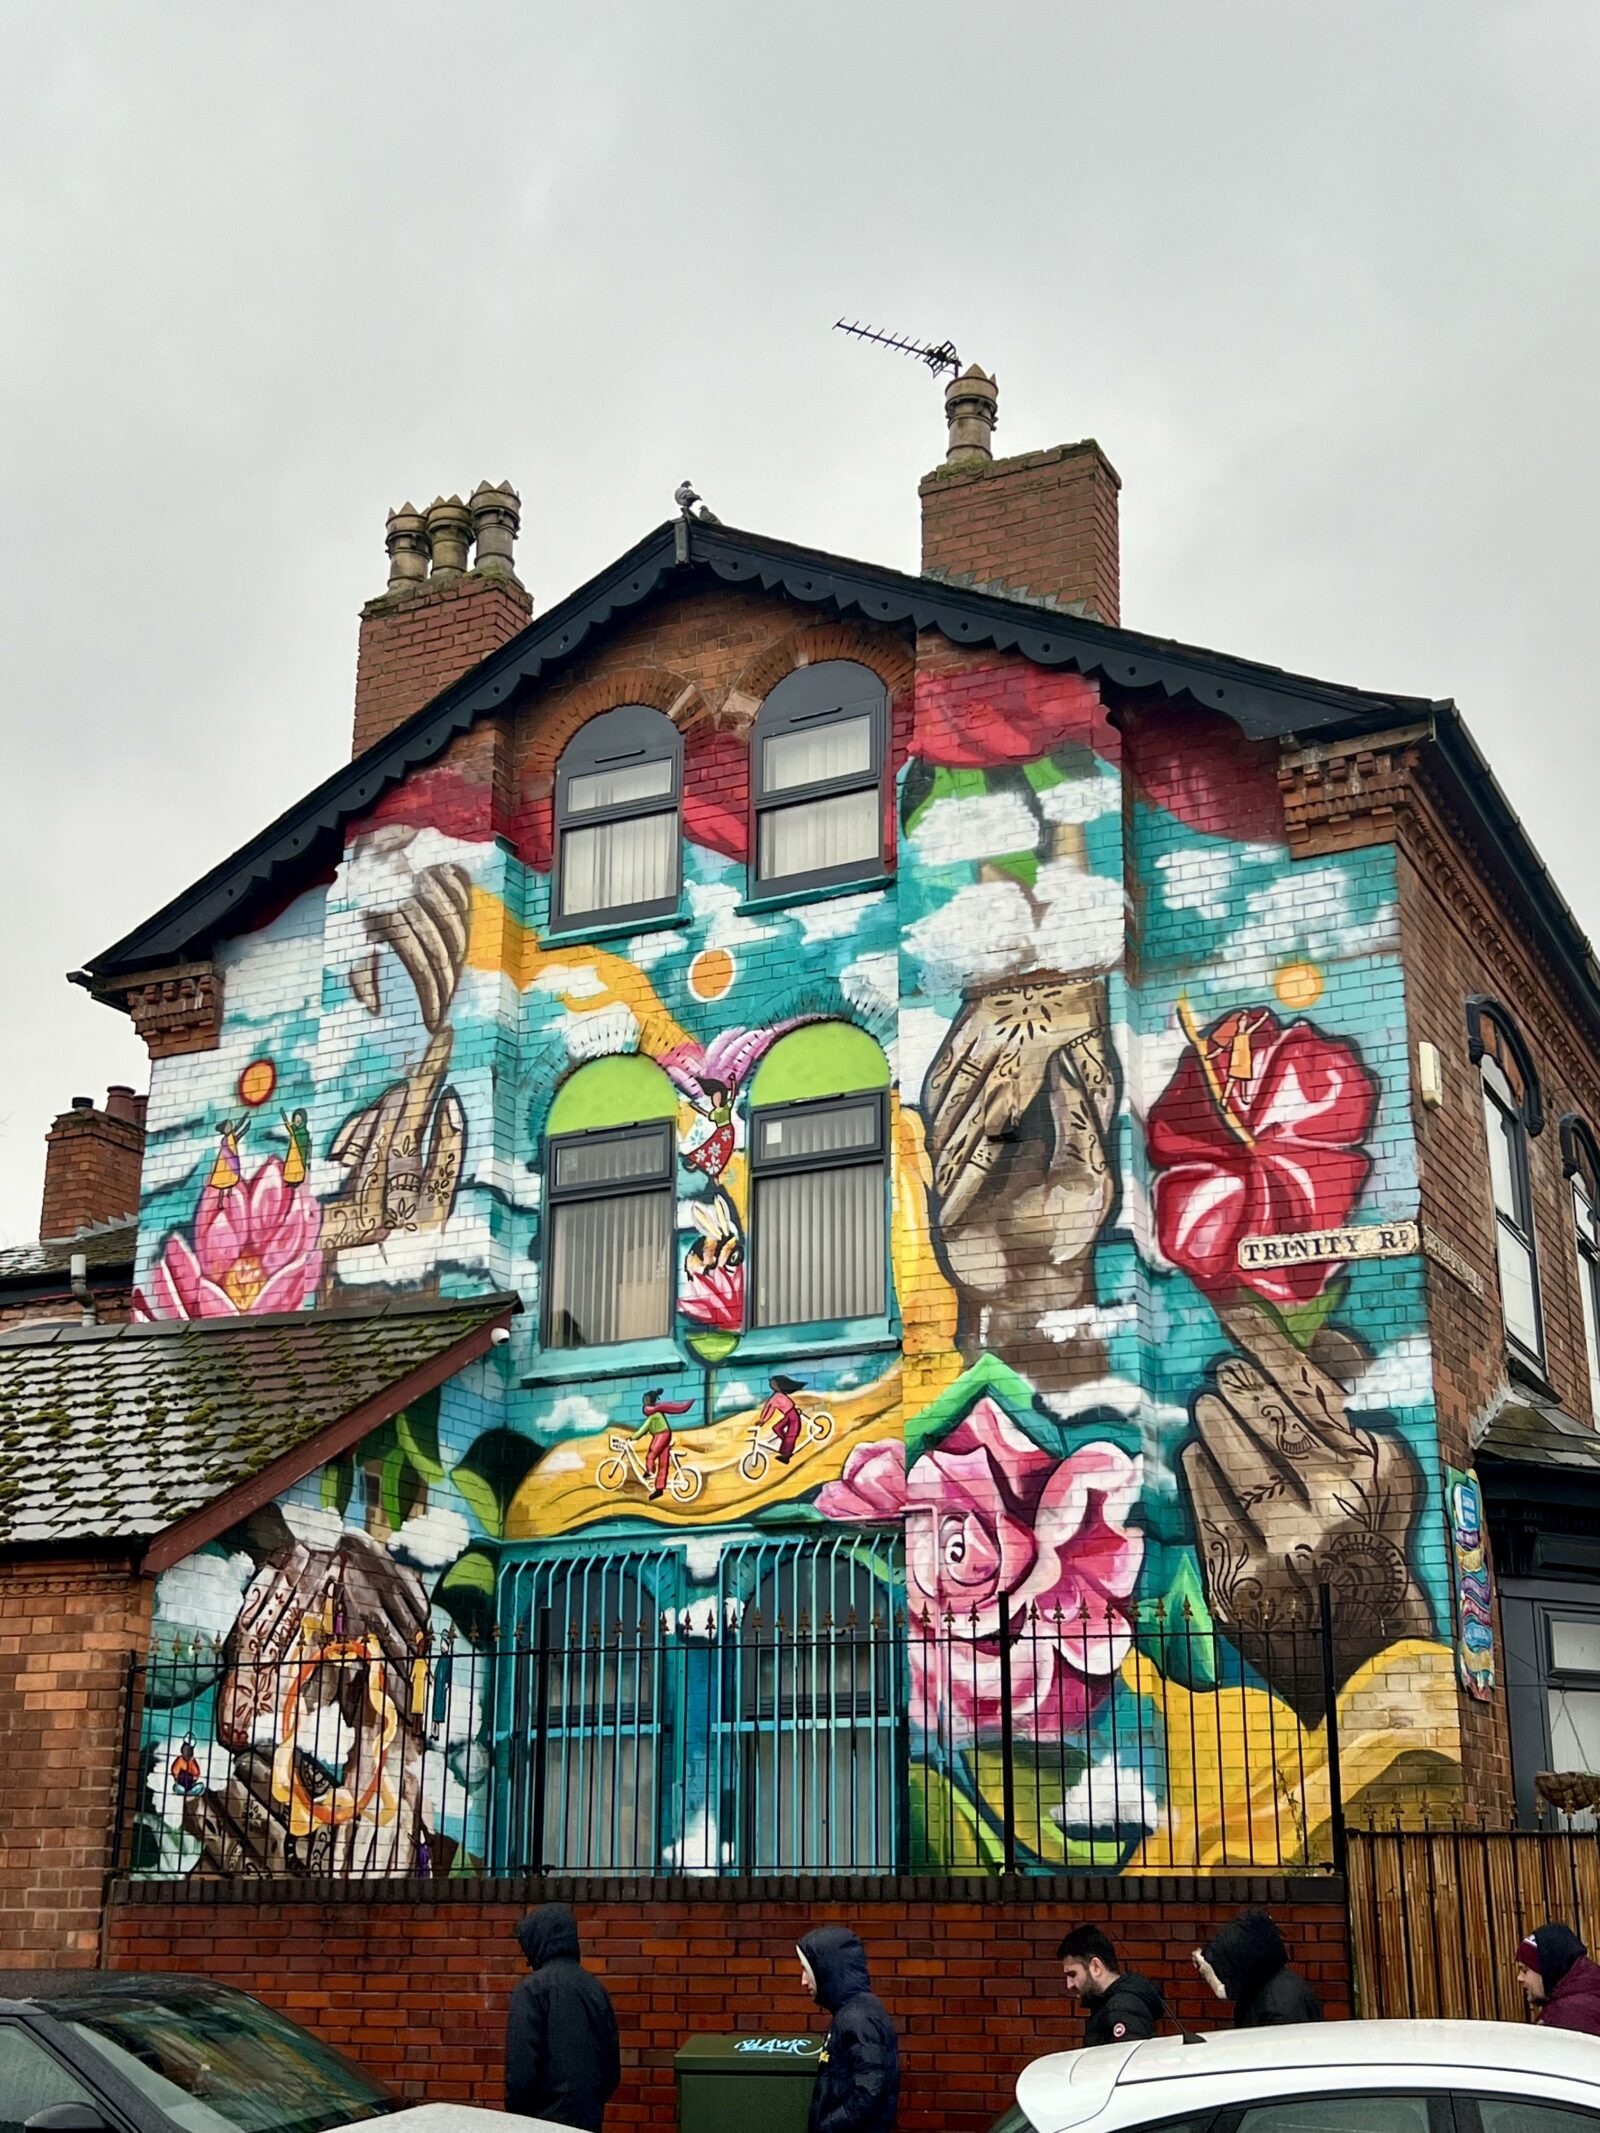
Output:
[1, 1, 1596, 1240]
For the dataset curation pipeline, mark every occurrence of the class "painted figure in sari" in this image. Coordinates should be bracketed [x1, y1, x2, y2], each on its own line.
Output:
[682, 1077, 736, 1181]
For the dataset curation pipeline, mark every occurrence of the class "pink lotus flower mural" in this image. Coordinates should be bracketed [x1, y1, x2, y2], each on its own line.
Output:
[819, 1407, 1142, 1744]
[137, 1158, 324, 1319]
[1147, 1008, 1378, 1306]
[679, 1258, 743, 1333]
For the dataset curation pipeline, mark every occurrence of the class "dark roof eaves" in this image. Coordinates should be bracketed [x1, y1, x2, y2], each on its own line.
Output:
[76, 517, 1445, 983]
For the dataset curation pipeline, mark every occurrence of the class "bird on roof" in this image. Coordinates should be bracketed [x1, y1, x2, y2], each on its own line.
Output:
[674, 479, 721, 526]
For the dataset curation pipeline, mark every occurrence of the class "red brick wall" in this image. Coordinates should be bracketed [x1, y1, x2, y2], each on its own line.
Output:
[353, 574, 533, 758]
[0, 1558, 151, 1966]
[919, 440, 1121, 623]
[108, 1882, 1349, 2130]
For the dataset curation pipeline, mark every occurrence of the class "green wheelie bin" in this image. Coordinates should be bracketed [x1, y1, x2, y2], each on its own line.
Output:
[674, 2032, 824, 2131]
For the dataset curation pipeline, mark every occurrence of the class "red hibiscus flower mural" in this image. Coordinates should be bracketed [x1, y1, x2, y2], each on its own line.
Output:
[1146, 1008, 1378, 1306]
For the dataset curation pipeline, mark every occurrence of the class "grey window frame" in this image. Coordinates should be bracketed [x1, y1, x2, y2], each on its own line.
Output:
[1470, 999, 1545, 1370]
[748, 1089, 888, 1329]
[749, 661, 889, 900]
[542, 1119, 675, 1350]
[1562, 1115, 1600, 1426]
[551, 702, 683, 931]
[1502, 1579, 1600, 1826]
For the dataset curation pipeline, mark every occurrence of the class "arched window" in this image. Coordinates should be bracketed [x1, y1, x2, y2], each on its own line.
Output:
[1563, 1116, 1600, 1422]
[543, 1056, 677, 1349]
[553, 704, 681, 928]
[751, 660, 888, 897]
[1469, 998, 1544, 1364]
[748, 1023, 890, 1327]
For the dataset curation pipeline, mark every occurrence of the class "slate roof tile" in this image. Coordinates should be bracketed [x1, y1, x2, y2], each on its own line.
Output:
[0, 1293, 516, 1548]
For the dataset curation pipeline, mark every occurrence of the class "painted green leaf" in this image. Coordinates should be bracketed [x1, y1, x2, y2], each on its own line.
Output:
[1134, 1552, 1217, 1690]
[1270, 1277, 1347, 1352]
[437, 1547, 498, 1642]
[450, 1465, 503, 1539]
[320, 1453, 354, 1516]
[381, 1444, 424, 1532]
[397, 1397, 446, 1483]
[906, 1765, 1006, 1871]
[990, 851, 1040, 890]
[905, 1351, 1053, 1464]
[439, 1548, 497, 1596]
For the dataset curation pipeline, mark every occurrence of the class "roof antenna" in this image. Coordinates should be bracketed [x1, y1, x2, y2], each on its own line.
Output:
[833, 319, 961, 379]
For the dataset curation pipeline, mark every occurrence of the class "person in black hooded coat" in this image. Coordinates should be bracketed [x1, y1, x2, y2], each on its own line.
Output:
[798, 1926, 899, 2132]
[1197, 1912, 1322, 2028]
[1517, 1923, 1600, 2035]
[505, 1904, 621, 2130]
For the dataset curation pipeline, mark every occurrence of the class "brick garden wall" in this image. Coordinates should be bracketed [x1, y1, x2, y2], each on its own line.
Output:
[0, 1557, 151, 1966]
[108, 1878, 1350, 2132]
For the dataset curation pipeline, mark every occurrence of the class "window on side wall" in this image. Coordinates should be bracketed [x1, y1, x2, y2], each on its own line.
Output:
[543, 1057, 678, 1349]
[750, 660, 887, 898]
[1469, 998, 1545, 1368]
[553, 703, 681, 929]
[747, 1023, 890, 1328]
[1563, 1116, 1600, 1424]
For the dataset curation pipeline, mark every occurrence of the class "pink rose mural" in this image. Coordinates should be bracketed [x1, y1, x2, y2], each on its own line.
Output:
[137, 1158, 324, 1319]
[821, 1405, 1141, 1744]
[1147, 1009, 1378, 1306]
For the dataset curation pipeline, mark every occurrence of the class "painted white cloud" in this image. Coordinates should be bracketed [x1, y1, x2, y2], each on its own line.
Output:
[280, 1502, 347, 1552]
[1050, 1761, 1160, 1836]
[909, 791, 1039, 867]
[533, 961, 608, 999]
[897, 1006, 953, 1107]
[388, 1504, 470, 1570]
[544, 1392, 610, 1440]
[1032, 864, 1125, 975]
[795, 891, 884, 943]
[1223, 867, 1399, 988]
[1156, 846, 1237, 921]
[537, 1443, 586, 1476]
[905, 879, 1036, 992]
[154, 1548, 255, 1639]
[682, 1534, 727, 1582]
[716, 1379, 756, 1413]
[687, 879, 773, 948]
[841, 950, 897, 1023]
[1036, 768, 1122, 825]
[626, 929, 686, 968]
[1349, 1336, 1434, 1413]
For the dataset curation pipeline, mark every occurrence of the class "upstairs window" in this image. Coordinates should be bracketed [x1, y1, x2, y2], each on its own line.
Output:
[1469, 998, 1544, 1366]
[1564, 1116, 1600, 1424]
[553, 704, 681, 928]
[543, 1057, 678, 1349]
[748, 1023, 890, 1327]
[751, 660, 887, 897]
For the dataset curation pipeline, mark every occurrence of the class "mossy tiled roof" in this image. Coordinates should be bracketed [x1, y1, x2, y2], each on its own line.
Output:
[0, 1217, 137, 1285]
[0, 1294, 515, 1549]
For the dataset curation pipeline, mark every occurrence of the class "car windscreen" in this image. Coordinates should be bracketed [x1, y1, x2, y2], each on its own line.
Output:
[59, 1987, 400, 2133]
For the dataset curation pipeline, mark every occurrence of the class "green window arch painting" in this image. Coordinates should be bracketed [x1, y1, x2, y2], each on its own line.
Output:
[544, 1054, 677, 1349]
[749, 1023, 890, 1329]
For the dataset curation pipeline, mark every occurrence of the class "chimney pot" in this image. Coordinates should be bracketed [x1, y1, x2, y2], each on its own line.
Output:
[384, 502, 429, 594]
[943, 364, 999, 468]
[425, 496, 473, 583]
[469, 480, 522, 583]
[71, 1096, 93, 1111]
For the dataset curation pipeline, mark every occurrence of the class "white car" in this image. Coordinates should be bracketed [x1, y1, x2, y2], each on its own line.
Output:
[999, 2020, 1600, 2131]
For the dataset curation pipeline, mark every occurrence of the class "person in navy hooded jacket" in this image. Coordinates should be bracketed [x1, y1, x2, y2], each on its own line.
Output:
[798, 1926, 900, 2131]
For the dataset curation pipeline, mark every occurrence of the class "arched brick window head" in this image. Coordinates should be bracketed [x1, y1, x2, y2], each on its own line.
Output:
[751, 661, 888, 898]
[553, 704, 681, 928]
[1469, 997, 1544, 1366]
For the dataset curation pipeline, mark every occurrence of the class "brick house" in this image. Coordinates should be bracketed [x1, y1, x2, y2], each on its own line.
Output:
[5, 374, 1600, 2118]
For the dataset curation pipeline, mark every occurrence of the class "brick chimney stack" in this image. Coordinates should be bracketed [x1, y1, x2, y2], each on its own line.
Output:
[919, 366, 1122, 625]
[40, 1086, 146, 1243]
[351, 480, 533, 757]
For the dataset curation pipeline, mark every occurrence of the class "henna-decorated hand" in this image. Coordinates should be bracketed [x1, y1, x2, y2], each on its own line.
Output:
[924, 976, 1120, 1317]
[365, 862, 473, 1034]
[319, 1026, 466, 1252]
[1181, 1303, 1434, 1719]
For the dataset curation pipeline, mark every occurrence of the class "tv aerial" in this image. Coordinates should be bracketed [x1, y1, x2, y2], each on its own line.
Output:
[834, 319, 961, 379]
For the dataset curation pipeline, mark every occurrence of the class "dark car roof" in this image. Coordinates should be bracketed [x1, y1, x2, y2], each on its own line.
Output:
[0, 1972, 226, 2011]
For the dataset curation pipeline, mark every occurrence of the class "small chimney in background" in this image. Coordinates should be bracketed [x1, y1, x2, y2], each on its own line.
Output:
[352, 479, 532, 757]
[40, 1086, 146, 1243]
[919, 365, 1122, 625]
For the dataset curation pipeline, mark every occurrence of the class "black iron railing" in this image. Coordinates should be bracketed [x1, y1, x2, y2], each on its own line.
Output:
[118, 1597, 1344, 1882]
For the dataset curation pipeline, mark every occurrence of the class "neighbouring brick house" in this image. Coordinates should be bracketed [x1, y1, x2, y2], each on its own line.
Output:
[5, 370, 1600, 2121]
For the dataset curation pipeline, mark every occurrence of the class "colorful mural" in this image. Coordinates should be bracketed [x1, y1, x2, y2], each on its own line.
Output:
[135, 623, 1463, 1879]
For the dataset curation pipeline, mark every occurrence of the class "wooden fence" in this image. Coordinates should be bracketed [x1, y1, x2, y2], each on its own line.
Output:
[1348, 1826, 1600, 2021]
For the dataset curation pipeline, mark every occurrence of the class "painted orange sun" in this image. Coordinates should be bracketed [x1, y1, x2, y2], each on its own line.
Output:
[688, 947, 735, 1003]
[1274, 961, 1324, 1012]
[237, 1058, 277, 1108]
